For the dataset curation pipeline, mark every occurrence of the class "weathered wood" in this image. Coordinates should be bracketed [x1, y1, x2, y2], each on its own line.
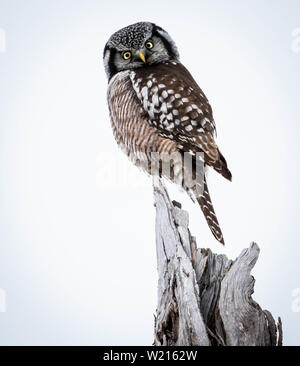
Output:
[153, 179, 282, 346]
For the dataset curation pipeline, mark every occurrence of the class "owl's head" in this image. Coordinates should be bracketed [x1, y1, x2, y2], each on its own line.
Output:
[103, 22, 179, 80]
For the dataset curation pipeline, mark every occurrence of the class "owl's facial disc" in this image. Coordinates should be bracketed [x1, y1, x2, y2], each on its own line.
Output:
[103, 22, 179, 80]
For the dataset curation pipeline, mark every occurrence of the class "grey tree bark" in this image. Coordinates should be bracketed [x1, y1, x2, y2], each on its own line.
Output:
[153, 178, 282, 346]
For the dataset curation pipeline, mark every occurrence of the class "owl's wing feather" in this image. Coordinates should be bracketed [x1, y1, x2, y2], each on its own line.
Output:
[130, 61, 231, 180]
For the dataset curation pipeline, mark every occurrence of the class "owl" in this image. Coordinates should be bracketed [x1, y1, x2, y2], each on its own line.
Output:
[103, 22, 231, 245]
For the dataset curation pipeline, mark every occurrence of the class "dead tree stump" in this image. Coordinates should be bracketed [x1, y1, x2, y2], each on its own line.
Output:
[153, 179, 282, 346]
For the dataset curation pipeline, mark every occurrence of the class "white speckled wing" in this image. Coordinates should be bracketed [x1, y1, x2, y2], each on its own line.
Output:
[129, 61, 220, 162]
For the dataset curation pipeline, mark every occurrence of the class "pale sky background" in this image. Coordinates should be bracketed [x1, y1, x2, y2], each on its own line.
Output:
[0, 0, 300, 346]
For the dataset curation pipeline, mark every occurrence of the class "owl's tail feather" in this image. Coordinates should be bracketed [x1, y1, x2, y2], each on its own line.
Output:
[190, 175, 225, 245]
[169, 151, 226, 245]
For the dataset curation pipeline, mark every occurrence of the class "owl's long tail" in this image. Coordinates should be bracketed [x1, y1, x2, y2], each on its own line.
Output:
[166, 151, 226, 245]
[183, 155, 225, 245]
[192, 175, 225, 245]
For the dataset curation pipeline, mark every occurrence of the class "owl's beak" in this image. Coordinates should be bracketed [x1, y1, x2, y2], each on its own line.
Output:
[139, 52, 146, 63]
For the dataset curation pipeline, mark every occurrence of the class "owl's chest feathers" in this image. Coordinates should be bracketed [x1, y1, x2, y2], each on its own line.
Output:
[107, 70, 177, 161]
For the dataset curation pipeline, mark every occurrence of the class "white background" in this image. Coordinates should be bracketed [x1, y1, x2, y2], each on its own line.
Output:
[0, 0, 300, 345]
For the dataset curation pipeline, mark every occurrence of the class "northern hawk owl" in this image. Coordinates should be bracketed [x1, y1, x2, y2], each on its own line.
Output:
[103, 22, 232, 245]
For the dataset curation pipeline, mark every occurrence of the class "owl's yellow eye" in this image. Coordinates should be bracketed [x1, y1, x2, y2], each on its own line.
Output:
[145, 41, 154, 49]
[122, 51, 131, 60]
